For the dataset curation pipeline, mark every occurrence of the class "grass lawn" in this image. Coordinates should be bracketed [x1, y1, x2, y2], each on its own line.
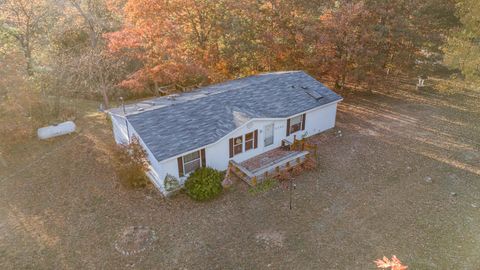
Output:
[1, 79, 479, 269]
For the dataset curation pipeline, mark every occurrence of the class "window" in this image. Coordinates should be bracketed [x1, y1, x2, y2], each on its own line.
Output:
[183, 151, 201, 174]
[245, 132, 254, 151]
[233, 136, 243, 155]
[229, 130, 258, 158]
[289, 115, 303, 134]
[264, 124, 274, 146]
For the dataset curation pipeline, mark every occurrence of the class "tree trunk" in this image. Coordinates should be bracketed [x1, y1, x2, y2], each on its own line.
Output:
[101, 85, 110, 110]
[337, 53, 348, 90]
[340, 72, 347, 90]
[153, 80, 159, 96]
[89, 30, 98, 49]
[24, 46, 34, 76]
[70, 0, 98, 49]
[99, 69, 110, 109]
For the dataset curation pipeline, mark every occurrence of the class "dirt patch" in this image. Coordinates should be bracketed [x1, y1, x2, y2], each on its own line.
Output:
[255, 230, 285, 248]
[114, 226, 157, 256]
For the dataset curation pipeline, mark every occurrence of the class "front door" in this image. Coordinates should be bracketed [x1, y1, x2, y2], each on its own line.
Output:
[264, 123, 274, 147]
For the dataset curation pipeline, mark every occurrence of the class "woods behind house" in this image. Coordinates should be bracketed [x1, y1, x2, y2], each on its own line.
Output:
[0, 0, 477, 141]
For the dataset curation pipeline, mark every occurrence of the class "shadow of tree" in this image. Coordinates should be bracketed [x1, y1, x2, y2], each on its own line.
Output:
[338, 88, 480, 176]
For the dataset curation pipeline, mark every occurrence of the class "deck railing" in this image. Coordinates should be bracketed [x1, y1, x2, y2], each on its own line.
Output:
[228, 151, 309, 186]
[227, 137, 318, 186]
[291, 138, 318, 158]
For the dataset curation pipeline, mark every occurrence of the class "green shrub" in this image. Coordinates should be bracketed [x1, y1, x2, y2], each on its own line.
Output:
[112, 137, 150, 188]
[184, 167, 223, 201]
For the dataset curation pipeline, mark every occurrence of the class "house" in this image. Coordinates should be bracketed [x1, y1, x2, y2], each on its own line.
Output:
[108, 71, 343, 194]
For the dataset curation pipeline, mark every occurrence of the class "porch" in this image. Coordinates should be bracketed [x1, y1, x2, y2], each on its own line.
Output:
[228, 147, 310, 186]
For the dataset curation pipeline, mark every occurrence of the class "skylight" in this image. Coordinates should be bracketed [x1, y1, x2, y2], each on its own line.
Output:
[303, 88, 323, 100]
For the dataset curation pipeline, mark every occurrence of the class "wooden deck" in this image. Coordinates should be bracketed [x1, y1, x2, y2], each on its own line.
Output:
[229, 148, 309, 186]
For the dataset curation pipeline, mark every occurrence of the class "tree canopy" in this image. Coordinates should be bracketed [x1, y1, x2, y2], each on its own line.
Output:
[0, 0, 467, 105]
[444, 0, 480, 87]
[105, 0, 457, 93]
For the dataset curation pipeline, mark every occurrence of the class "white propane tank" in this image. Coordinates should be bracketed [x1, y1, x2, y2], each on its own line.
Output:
[37, 121, 76, 140]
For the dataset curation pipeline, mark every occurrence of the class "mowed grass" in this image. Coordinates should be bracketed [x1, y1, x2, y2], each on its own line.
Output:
[0, 81, 479, 269]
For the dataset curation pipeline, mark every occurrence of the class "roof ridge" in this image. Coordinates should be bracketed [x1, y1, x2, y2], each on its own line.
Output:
[113, 70, 306, 116]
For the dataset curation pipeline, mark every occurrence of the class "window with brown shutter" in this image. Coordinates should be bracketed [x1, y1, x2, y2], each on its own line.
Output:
[229, 138, 234, 158]
[301, 113, 306, 130]
[177, 156, 184, 177]
[288, 115, 303, 134]
[254, 130, 258, 149]
[200, 148, 206, 167]
[233, 136, 243, 155]
[245, 132, 254, 151]
[286, 118, 291, 136]
[182, 151, 201, 175]
[177, 149, 206, 177]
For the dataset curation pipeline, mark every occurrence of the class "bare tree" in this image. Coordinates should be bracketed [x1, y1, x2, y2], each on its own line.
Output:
[29, 0, 125, 107]
[67, 0, 98, 48]
[46, 48, 128, 109]
[65, 0, 119, 49]
[0, 0, 54, 75]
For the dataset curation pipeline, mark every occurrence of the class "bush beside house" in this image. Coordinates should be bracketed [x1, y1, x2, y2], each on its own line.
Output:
[184, 167, 223, 201]
[112, 137, 149, 188]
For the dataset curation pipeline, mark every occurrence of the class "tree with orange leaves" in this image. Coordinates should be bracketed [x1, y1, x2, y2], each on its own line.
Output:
[314, 1, 374, 89]
[104, 0, 457, 94]
[104, 0, 328, 93]
[105, 0, 229, 93]
[375, 255, 408, 270]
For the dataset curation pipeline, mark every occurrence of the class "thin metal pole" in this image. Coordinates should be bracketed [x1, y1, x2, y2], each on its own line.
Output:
[120, 97, 131, 143]
[289, 178, 292, 210]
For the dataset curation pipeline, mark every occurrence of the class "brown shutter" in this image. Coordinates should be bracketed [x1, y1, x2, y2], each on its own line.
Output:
[229, 138, 234, 158]
[301, 113, 306, 130]
[177, 156, 184, 177]
[254, 130, 258, 149]
[286, 118, 291, 136]
[200, 149, 206, 167]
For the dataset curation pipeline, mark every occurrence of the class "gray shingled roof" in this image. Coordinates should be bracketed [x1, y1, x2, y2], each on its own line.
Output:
[115, 71, 342, 162]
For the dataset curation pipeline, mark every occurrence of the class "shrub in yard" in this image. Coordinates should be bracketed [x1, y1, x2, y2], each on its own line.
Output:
[184, 167, 223, 201]
[112, 137, 149, 188]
